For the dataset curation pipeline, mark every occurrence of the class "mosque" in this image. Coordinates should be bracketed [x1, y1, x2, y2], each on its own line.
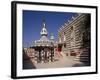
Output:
[24, 13, 90, 66]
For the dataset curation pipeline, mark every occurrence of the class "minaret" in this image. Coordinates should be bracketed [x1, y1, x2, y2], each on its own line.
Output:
[40, 19, 48, 36]
[50, 33, 54, 42]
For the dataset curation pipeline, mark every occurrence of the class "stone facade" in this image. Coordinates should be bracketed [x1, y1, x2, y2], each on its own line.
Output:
[58, 13, 91, 63]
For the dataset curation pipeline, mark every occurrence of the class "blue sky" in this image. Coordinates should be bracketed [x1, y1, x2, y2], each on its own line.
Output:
[23, 10, 77, 47]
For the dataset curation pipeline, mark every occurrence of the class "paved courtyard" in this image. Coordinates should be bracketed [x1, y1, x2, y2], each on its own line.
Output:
[29, 52, 85, 69]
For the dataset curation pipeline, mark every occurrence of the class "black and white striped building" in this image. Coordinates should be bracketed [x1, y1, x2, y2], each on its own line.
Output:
[58, 13, 91, 65]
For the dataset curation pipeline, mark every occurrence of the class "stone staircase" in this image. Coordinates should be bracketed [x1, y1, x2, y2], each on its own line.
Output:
[74, 48, 90, 65]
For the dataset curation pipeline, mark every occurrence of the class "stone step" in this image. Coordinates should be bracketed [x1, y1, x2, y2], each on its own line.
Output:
[75, 54, 89, 62]
[75, 59, 88, 62]
[75, 58, 89, 61]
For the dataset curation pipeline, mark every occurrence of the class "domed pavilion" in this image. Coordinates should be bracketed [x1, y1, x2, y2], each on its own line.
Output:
[34, 19, 55, 63]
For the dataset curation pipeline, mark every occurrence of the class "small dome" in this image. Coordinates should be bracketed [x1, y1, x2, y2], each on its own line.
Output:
[40, 27, 48, 35]
[40, 20, 48, 36]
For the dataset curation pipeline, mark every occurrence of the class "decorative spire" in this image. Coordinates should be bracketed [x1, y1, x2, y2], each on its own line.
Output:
[43, 19, 46, 28]
[40, 19, 48, 36]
